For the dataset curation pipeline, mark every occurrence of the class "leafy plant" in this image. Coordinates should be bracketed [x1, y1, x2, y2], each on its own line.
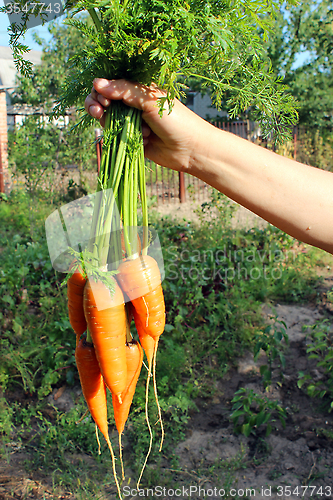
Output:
[11, 19, 91, 108]
[298, 319, 333, 412]
[0, 194, 77, 398]
[8, 114, 95, 196]
[0, 396, 14, 449]
[253, 317, 289, 389]
[231, 387, 287, 437]
[8, 117, 59, 194]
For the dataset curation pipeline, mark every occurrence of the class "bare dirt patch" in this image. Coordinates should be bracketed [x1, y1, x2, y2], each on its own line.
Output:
[153, 199, 268, 230]
[171, 303, 333, 500]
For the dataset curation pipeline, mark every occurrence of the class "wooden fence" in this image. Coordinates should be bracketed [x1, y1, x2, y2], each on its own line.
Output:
[145, 160, 211, 205]
[145, 120, 258, 205]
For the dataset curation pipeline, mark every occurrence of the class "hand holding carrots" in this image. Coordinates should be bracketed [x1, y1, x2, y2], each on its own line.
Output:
[86, 78, 333, 255]
[85, 78, 211, 174]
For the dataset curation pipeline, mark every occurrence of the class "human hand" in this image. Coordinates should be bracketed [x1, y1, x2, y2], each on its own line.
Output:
[85, 78, 210, 172]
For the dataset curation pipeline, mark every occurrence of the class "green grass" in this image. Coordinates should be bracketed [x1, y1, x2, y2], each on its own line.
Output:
[0, 187, 330, 497]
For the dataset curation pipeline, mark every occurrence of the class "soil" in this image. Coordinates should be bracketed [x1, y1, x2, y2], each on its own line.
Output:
[172, 302, 333, 500]
[2, 202, 333, 500]
[153, 199, 269, 230]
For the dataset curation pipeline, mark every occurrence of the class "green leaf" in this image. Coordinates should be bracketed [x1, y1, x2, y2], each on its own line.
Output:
[164, 324, 174, 332]
[242, 423, 252, 437]
[256, 410, 267, 427]
[230, 410, 245, 420]
[3, 295, 15, 307]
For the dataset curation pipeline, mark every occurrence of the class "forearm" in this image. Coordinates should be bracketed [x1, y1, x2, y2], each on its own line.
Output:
[86, 80, 333, 254]
[188, 122, 333, 254]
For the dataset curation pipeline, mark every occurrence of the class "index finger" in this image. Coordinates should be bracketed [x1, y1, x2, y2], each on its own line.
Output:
[93, 79, 165, 114]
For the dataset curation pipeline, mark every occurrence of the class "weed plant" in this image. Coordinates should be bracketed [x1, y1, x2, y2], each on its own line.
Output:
[230, 387, 287, 437]
[253, 317, 289, 390]
[298, 319, 333, 412]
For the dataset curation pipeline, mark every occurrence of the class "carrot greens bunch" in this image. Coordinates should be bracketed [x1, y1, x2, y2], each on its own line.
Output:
[50, 0, 299, 141]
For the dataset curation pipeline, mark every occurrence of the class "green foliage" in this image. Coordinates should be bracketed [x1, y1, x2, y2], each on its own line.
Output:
[0, 193, 76, 398]
[32, 0, 298, 143]
[231, 387, 287, 437]
[253, 317, 288, 389]
[151, 194, 322, 401]
[8, 397, 106, 479]
[4, 0, 301, 143]
[9, 117, 59, 194]
[11, 19, 90, 108]
[266, 0, 333, 136]
[295, 130, 333, 172]
[0, 188, 327, 491]
[8, 115, 95, 195]
[0, 396, 14, 448]
[298, 319, 333, 412]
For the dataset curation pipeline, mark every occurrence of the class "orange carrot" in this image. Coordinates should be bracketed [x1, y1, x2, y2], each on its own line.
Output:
[83, 277, 127, 402]
[112, 339, 143, 480]
[75, 335, 109, 441]
[132, 286, 165, 340]
[117, 255, 165, 471]
[67, 266, 87, 337]
[112, 340, 143, 435]
[117, 255, 165, 340]
[75, 335, 122, 499]
[132, 307, 156, 367]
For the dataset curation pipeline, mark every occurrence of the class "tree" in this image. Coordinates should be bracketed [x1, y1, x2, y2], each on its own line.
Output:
[8, 116, 94, 194]
[9, 20, 97, 191]
[12, 17, 90, 108]
[266, 0, 333, 135]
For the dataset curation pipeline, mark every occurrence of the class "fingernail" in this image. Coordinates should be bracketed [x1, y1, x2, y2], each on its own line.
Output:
[89, 104, 100, 117]
[93, 78, 111, 89]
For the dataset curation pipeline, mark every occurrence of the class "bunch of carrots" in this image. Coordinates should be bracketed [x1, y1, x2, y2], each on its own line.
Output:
[65, 98, 166, 497]
[67, 255, 165, 496]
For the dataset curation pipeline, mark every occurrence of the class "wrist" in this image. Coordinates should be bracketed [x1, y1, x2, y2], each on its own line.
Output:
[187, 120, 227, 181]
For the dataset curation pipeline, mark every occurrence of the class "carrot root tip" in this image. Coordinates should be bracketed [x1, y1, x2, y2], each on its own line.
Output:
[95, 424, 102, 455]
[119, 433, 125, 481]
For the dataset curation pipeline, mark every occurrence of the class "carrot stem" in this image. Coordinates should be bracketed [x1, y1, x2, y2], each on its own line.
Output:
[138, 131, 148, 254]
[87, 8, 102, 32]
